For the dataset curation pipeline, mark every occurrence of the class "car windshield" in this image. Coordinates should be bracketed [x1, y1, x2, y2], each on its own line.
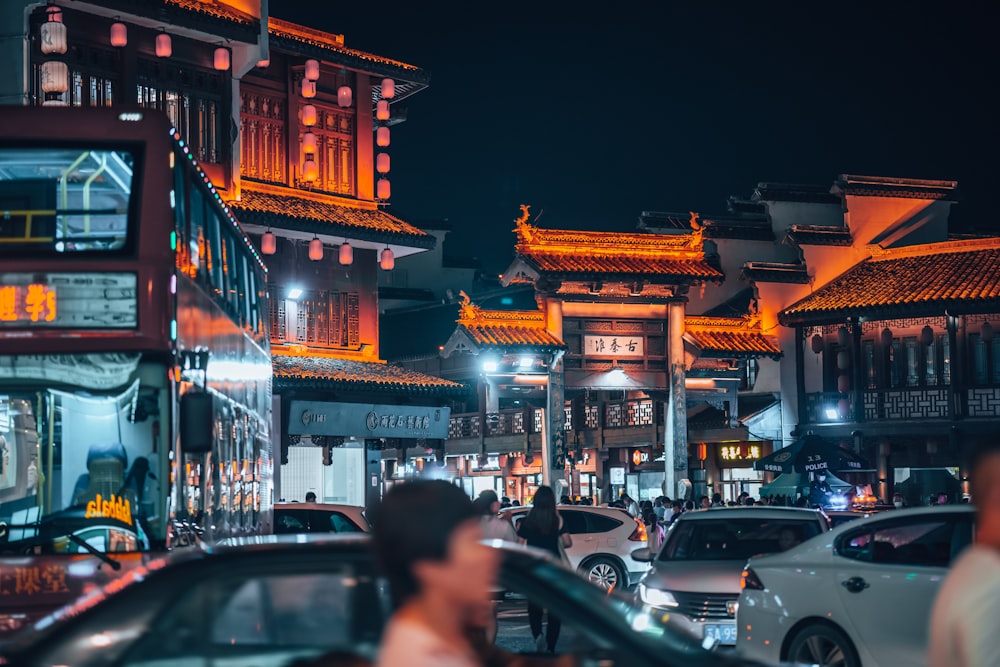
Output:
[659, 517, 823, 561]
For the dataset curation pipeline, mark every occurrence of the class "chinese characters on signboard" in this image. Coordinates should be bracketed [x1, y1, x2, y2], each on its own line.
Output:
[720, 444, 762, 461]
[0, 284, 56, 324]
[583, 335, 644, 357]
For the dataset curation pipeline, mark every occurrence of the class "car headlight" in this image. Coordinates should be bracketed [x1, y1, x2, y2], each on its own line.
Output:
[639, 584, 679, 608]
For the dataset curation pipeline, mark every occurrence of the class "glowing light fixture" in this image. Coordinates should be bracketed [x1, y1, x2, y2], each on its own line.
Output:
[261, 229, 276, 255]
[308, 236, 323, 261]
[155, 31, 172, 58]
[376, 125, 390, 147]
[376, 153, 390, 174]
[339, 241, 353, 266]
[304, 58, 319, 81]
[302, 159, 318, 181]
[381, 78, 395, 99]
[40, 6, 67, 55]
[337, 84, 352, 108]
[301, 79, 316, 98]
[377, 177, 391, 200]
[376, 99, 390, 121]
[302, 131, 317, 154]
[213, 47, 230, 71]
[40, 61, 68, 93]
[380, 246, 394, 270]
[110, 20, 127, 48]
[302, 104, 317, 126]
[256, 58, 270, 68]
[482, 360, 498, 373]
[287, 288, 303, 300]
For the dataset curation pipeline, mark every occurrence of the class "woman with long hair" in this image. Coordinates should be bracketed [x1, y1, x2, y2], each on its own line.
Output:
[516, 485, 572, 653]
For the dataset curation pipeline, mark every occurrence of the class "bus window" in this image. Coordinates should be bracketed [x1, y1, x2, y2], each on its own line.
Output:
[241, 255, 252, 331]
[203, 193, 224, 300]
[189, 184, 207, 283]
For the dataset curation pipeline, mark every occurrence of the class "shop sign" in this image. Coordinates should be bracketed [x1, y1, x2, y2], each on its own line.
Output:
[610, 467, 625, 485]
[85, 493, 133, 527]
[471, 455, 500, 471]
[720, 443, 762, 462]
[583, 335, 644, 357]
[631, 449, 651, 466]
[288, 400, 450, 439]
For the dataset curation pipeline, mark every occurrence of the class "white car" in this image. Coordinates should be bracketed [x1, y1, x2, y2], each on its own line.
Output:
[737, 504, 975, 667]
[274, 502, 370, 534]
[502, 505, 650, 590]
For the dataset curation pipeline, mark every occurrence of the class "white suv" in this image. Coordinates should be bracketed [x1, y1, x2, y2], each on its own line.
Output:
[501, 505, 650, 591]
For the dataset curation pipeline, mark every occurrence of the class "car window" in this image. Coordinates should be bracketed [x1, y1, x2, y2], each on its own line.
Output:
[327, 512, 363, 533]
[275, 509, 308, 534]
[558, 510, 588, 534]
[659, 518, 823, 561]
[586, 513, 624, 533]
[838, 516, 969, 567]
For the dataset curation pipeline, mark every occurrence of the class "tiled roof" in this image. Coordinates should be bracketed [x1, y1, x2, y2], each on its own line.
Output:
[231, 183, 433, 249]
[92, 0, 259, 40]
[785, 225, 853, 247]
[832, 174, 959, 201]
[512, 208, 723, 283]
[452, 295, 566, 351]
[639, 211, 773, 241]
[740, 262, 811, 284]
[780, 238, 1000, 325]
[685, 316, 783, 359]
[273, 351, 466, 395]
[166, 0, 256, 25]
[752, 182, 840, 205]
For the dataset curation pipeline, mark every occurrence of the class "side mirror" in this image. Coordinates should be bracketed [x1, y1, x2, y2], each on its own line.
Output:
[180, 391, 214, 454]
[631, 547, 653, 563]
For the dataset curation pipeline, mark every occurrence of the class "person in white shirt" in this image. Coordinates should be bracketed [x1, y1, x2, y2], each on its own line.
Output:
[476, 489, 517, 543]
[928, 439, 1000, 667]
[621, 492, 640, 518]
[374, 480, 500, 667]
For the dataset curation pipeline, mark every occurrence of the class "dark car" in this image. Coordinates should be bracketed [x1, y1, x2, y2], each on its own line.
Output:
[2, 534, 777, 667]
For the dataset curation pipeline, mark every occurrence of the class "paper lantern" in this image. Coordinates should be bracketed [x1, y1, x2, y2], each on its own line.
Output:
[337, 85, 352, 108]
[301, 104, 317, 126]
[302, 159, 318, 182]
[156, 32, 172, 58]
[376, 153, 390, 174]
[301, 79, 316, 98]
[837, 374, 851, 393]
[301, 131, 317, 154]
[376, 125, 390, 147]
[339, 241, 353, 266]
[380, 247, 395, 271]
[810, 333, 824, 354]
[256, 58, 270, 68]
[40, 8, 67, 55]
[837, 326, 850, 347]
[214, 47, 230, 71]
[260, 230, 276, 255]
[377, 177, 391, 200]
[880, 327, 893, 348]
[983, 321, 994, 343]
[920, 325, 934, 346]
[837, 350, 850, 371]
[376, 99, 390, 121]
[40, 61, 68, 93]
[308, 236, 323, 261]
[381, 78, 395, 99]
[304, 59, 319, 81]
[110, 21, 127, 48]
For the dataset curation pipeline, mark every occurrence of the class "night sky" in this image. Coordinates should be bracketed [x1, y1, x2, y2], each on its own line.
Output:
[273, 3, 997, 276]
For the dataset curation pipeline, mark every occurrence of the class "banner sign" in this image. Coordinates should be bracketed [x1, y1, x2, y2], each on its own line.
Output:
[288, 400, 450, 440]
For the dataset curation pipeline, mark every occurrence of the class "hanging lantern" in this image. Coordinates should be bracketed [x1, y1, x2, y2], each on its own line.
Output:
[40, 7, 67, 55]
[308, 236, 323, 261]
[810, 333, 824, 355]
[301, 104, 317, 126]
[376, 99, 390, 121]
[837, 374, 851, 394]
[837, 326, 850, 347]
[110, 21, 127, 48]
[339, 241, 353, 266]
[920, 325, 934, 346]
[377, 177, 391, 200]
[983, 321, 994, 343]
[301, 131, 317, 154]
[40, 61, 68, 93]
[376, 153, 390, 174]
[381, 78, 395, 99]
[302, 159, 318, 182]
[304, 59, 319, 81]
[260, 229, 276, 255]
[838, 398, 851, 418]
[337, 85, 352, 108]
[380, 246, 395, 270]
[376, 125, 390, 147]
[301, 79, 316, 98]
[256, 58, 270, 68]
[155, 32, 172, 58]
[837, 350, 850, 371]
[213, 47, 230, 71]
[880, 327, 893, 348]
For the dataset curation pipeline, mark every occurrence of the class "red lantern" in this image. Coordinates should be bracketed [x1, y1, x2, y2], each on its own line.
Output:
[213, 47, 230, 71]
[377, 178, 391, 200]
[302, 159, 318, 182]
[381, 78, 395, 99]
[376, 153, 390, 174]
[376, 126, 390, 147]
[260, 230, 276, 255]
[810, 334, 824, 354]
[339, 241, 353, 266]
[304, 59, 319, 81]
[301, 104, 317, 127]
[337, 85, 352, 108]
[110, 21, 127, 48]
[301, 131, 317, 154]
[380, 247, 395, 270]
[155, 32, 172, 58]
[301, 79, 316, 98]
[376, 99, 390, 121]
[308, 236, 323, 261]
[256, 58, 270, 68]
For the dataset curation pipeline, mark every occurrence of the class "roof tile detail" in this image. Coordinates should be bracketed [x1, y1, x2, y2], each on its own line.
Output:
[780, 238, 1000, 324]
[273, 351, 464, 393]
[166, 0, 256, 25]
[456, 294, 566, 349]
[685, 316, 783, 359]
[268, 18, 423, 73]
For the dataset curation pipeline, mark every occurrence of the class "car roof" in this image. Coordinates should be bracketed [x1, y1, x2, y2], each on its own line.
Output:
[825, 503, 975, 535]
[674, 506, 827, 521]
[500, 505, 633, 517]
[274, 502, 365, 511]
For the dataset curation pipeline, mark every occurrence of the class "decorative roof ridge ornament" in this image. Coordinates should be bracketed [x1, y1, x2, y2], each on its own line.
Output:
[457, 290, 480, 322]
[685, 315, 753, 330]
[513, 204, 535, 244]
[456, 291, 547, 325]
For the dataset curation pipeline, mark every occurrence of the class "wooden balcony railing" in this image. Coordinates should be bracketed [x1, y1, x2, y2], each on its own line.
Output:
[447, 399, 659, 440]
[803, 386, 1000, 423]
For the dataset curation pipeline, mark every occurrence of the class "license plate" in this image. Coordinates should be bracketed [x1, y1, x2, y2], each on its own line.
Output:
[704, 623, 737, 645]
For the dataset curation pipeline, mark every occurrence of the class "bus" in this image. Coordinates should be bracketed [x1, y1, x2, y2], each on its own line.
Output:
[0, 107, 272, 631]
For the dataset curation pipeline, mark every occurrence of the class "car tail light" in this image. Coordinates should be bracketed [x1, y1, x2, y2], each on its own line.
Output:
[741, 566, 765, 591]
[629, 517, 647, 542]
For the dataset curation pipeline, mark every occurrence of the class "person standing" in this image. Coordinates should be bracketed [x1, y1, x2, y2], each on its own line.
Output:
[517, 485, 572, 653]
[620, 492, 640, 518]
[928, 440, 1000, 667]
[305, 491, 317, 503]
[475, 489, 516, 542]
